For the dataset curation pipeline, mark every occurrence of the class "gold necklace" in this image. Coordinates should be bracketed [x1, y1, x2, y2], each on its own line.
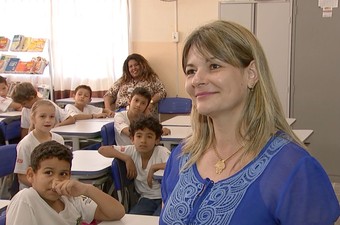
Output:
[213, 145, 244, 175]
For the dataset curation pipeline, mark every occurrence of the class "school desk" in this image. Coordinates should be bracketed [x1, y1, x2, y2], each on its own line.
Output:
[98, 214, 159, 225]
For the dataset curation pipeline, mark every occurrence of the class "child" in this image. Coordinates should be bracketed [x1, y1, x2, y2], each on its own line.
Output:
[14, 99, 65, 190]
[11, 82, 75, 138]
[114, 87, 170, 146]
[65, 85, 114, 120]
[0, 76, 21, 112]
[7, 140, 125, 225]
[99, 115, 170, 216]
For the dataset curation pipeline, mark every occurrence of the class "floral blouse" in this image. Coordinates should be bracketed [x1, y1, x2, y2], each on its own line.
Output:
[104, 77, 167, 109]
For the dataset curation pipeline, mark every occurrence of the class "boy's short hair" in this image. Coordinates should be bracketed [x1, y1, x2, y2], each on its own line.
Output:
[130, 87, 151, 103]
[74, 85, 92, 98]
[11, 82, 37, 103]
[0, 76, 7, 85]
[129, 115, 163, 139]
[30, 140, 73, 172]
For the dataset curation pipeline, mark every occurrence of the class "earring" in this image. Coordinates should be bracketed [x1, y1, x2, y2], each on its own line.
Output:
[248, 84, 254, 91]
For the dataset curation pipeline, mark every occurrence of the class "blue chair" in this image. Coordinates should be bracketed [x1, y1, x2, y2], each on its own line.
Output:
[109, 158, 137, 212]
[0, 118, 21, 145]
[80, 122, 115, 150]
[0, 144, 17, 198]
[101, 122, 115, 146]
[158, 97, 192, 115]
[0, 212, 5, 225]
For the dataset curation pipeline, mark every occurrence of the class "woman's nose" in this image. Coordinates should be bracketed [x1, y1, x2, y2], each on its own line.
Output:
[191, 70, 207, 87]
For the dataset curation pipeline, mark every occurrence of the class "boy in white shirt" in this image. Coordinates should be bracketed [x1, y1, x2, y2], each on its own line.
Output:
[99, 115, 169, 216]
[7, 140, 125, 225]
[65, 85, 113, 120]
[0, 76, 21, 112]
[11, 82, 75, 138]
[114, 87, 170, 146]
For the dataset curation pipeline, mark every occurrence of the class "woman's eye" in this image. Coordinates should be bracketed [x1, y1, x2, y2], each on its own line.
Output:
[210, 64, 220, 70]
[45, 171, 53, 175]
[185, 69, 195, 75]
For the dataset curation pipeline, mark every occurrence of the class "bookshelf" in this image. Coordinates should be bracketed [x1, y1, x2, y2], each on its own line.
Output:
[0, 35, 54, 100]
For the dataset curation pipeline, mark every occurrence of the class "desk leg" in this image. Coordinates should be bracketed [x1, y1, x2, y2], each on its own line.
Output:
[72, 137, 80, 150]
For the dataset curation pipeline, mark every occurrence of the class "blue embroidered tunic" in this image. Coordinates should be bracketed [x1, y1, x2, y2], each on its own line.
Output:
[160, 132, 340, 225]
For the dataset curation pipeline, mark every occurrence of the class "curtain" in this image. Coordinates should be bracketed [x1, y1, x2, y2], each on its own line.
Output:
[0, 0, 129, 99]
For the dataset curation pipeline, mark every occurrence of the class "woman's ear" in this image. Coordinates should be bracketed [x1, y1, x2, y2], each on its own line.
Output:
[247, 60, 258, 89]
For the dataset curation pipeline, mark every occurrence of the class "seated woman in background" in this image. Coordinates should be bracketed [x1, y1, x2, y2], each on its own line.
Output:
[104, 53, 166, 116]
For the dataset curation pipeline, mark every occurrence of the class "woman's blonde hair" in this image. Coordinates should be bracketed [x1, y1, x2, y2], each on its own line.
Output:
[181, 20, 304, 168]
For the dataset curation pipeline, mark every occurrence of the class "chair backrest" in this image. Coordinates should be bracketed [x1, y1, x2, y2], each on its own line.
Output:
[111, 158, 137, 212]
[0, 213, 5, 225]
[101, 122, 116, 146]
[0, 144, 17, 178]
[158, 97, 192, 114]
[0, 119, 21, 145]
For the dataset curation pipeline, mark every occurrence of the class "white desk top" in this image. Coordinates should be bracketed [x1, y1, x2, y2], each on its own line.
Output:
[55, 97, 104, 104]
[99, 214, 159, 225]
[162, 115, 191, 127]
[161, 126, 192, 141]
[52, 120, 109, 138]
[162, 115, 296, 127]
[0, 111, 22, 117]
[52, 120, 112, 149]
[0, 199, 10, 210]
[71, 150, 113, 179]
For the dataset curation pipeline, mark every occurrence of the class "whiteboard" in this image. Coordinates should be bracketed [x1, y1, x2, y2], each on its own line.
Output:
[219, 1, 292, 116]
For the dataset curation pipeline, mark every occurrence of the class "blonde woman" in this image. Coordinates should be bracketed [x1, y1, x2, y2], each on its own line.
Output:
[160, 20, 340, 224]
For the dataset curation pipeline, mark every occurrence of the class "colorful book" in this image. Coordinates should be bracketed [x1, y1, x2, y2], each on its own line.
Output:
[0, 54, 17, 72]
[26, 38, 46, 52]
[4, 57, 20, 72]
[0, 37, 10, 51]
[10, 35, 25, 51]
[21, 37, 32, 52]
[30, 57, 48, 74]
[14, 61, 29, 73]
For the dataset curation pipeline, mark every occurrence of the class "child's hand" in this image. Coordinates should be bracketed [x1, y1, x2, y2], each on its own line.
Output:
[147, 168, 156, 188]
[125, 158, 137, 179]
[52, 179, 88, 197]
[94, 113, 108, 118]
[162, 127, 171, 136]
[107, 110, 115, 118]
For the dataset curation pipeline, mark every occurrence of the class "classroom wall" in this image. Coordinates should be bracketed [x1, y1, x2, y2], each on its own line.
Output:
[130, 0, 220, 98]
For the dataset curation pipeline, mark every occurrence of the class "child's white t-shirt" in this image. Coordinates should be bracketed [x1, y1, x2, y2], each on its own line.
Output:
[65, 104, 103, 117]
[6, 187, 97, 225]
[14, 131, 65, 190]
[113, 145, 170, 199]
[113, 110, 132, 146]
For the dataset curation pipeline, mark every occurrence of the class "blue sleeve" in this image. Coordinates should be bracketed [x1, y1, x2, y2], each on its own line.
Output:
[161, 144, 183, 203]
[277, 157, 340, 224]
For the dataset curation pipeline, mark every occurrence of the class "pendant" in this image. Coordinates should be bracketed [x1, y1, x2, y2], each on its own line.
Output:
[214, 159, 226, 174]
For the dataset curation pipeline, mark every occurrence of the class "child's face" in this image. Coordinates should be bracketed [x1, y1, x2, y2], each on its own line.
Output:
[74, 88, 91, 106]
[21, 97, 37, 109]
[32, 105, 56, 132]
[0, 82, 8, 98]
[27, 157, 71, 206]
[131, 128, 159, 154]
[129, 94, 149, 115]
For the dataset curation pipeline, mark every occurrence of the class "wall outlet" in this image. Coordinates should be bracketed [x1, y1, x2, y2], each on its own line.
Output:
[172, 31, 179, 42]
